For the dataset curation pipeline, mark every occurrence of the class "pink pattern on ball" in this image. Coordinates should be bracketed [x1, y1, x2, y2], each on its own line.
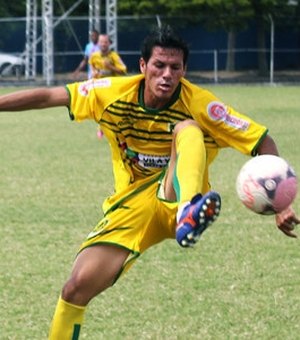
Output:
[273, 177, 298, 212]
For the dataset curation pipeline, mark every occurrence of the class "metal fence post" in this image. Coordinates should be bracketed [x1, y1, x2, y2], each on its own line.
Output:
[269, 14, 274, 85]
[214, 49, 218, 83]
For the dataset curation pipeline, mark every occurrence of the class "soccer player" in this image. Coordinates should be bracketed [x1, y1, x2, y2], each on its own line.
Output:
[73, 29, 100, 79]
[0, 25, 299, 339]
[89, 34, 127, 78]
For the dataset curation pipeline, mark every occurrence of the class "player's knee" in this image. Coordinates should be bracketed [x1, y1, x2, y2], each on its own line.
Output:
[61, 274, 93, 306]
[61, 277, 80, 302]
[173, 119, 201, 135]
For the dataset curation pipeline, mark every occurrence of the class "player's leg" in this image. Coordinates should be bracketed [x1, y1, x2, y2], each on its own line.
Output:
[164, 119, 221, 247]
[164, 120, 206, 201]
[48, 244, 130, 340]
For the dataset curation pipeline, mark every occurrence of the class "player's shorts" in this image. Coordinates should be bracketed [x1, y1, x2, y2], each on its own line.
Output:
[78, 172, 178, 277]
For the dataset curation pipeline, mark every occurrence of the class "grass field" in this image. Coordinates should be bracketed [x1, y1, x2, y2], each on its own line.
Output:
[0, 85, 300, 339]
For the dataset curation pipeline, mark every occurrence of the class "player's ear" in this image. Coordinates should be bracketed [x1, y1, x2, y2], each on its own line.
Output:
[139, 58, 146, 74]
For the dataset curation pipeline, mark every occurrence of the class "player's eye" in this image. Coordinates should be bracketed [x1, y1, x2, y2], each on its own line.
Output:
[154, 62, 165, 68]
[171, 65, 181, 70]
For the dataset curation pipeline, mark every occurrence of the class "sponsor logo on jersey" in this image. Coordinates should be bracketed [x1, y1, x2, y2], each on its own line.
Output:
[207, 101, 227, 121]
[78, 78, 112, 96]
[137, 153, 170, 168]
[207, 101, 249, 131]
[122, 144, 170, 168]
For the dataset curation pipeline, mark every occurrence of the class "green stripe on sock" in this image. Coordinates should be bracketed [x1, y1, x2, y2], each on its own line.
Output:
[72, 324, 81, 340]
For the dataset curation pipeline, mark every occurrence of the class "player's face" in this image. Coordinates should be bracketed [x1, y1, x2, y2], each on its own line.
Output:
[140, 46, 186, 109]
[91, 32, 98, 44]
[99, 35, 110, 54]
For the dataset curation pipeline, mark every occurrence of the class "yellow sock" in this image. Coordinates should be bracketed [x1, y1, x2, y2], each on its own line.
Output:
[48, 295, 86, 340]
[174, 125, 206, 203]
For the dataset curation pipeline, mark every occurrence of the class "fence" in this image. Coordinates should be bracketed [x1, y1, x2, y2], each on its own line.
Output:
[0, 16, 300, 85]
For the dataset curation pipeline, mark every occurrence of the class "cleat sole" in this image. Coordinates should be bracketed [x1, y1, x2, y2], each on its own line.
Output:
[176, 191, 221, 248]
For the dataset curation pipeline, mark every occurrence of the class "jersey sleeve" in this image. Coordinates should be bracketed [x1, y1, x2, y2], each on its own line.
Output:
[66, 75, 143, 123]
[66, 79, 111, 122]
[205, 101, 268, 156]
[111, 52, 127, 73]
[183, 81, 268, 156]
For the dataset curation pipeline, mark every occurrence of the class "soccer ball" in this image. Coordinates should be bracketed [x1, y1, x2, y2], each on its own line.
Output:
[236, 155, 297, 215]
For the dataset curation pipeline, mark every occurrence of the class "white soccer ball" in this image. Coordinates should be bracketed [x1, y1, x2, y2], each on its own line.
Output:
[236, 155, 298, 215]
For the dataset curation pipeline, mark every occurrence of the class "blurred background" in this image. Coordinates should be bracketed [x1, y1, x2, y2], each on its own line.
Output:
[0, 0, 299, 85]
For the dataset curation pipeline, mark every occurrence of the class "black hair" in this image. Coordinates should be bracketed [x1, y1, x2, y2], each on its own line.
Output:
[91, 29, 99, 35]
[141, 25, 189, 66]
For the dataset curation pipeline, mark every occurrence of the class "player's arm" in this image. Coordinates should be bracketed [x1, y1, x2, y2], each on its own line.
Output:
[90, 66, 100, 78]
[256, 134, 279, 156]
[257, 134, 300, 238]
[74, 43, 90, 74]
[74, 56, 88, 73]
[73, 55, 89, 80]
[88, 54, 100, 78]
[0, 87, 69, 112]
[104, 54, 127, 75]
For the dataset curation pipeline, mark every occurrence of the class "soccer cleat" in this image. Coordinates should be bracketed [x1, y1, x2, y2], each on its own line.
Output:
[176, 191, 221, 247]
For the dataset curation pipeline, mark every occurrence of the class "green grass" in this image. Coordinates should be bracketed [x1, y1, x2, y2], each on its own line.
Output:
[0, 85, 300, 339]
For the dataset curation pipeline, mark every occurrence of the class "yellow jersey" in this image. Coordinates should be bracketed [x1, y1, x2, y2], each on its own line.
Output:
[89, 50, 127, 78]
[66, 75, 267, 194]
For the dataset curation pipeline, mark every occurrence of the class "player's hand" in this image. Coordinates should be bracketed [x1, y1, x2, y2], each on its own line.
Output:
[92, 69, 100, 78]
[104, 60, 114, 70]
[275, 206, 300, 238]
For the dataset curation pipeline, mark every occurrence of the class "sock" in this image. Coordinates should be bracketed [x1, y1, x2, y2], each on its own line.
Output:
[174, 125, 206, 203]
[176, 201, 190, 223]
[48, 295, 86, 340]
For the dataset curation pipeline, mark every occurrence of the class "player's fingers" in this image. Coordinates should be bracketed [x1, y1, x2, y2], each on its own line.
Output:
[277, 223, 297, 238]
[292, 217, 300, 224]
[282, 219, 296, 230]
[286, 208, 300, 224]
[278, 227, 297, 238]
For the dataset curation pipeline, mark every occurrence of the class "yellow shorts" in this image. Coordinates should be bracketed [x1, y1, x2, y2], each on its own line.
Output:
[78, 174, 178, 274]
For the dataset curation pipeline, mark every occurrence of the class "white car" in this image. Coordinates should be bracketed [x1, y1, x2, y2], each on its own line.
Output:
[0, 52, 24, 77]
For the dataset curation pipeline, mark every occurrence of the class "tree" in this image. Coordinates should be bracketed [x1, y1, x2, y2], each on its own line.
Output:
[0, 0, 26, 16]
[119, 0, 252, 71]
[195, 0, 252, 72]
[248, 0, 299, 75]
[2, 0, 299, 73]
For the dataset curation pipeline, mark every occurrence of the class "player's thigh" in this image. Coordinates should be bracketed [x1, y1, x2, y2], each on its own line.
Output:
[68, 245, 130, 300]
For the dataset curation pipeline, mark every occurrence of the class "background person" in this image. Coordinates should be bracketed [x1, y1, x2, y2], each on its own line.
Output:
[89, 34, 127, 78]
[73, 29, 100, 79]
[89, 33, 128, 139]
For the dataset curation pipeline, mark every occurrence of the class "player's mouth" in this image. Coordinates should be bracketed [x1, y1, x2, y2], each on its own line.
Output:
[157, 83, 173, 93]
